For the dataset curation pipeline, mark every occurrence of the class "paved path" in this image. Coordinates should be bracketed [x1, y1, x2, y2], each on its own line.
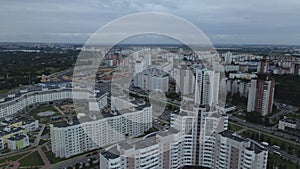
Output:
[33, 124, 46, 147]
[53, 105, 65, 116]
[37, 147, 51, 169]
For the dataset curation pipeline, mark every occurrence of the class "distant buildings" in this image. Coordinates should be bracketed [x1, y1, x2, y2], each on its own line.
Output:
[226, 79, 250, 97]
[273, 62, 300, 75]
[223, 51, 233, 64]
[133, 68, 169, 92]
[173, 64, 195, 95]
[247, 76, 275, 116]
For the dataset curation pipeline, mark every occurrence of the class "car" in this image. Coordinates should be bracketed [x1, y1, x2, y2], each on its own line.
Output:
[273, 151, 281, 156]
[272, 145, 280, 150]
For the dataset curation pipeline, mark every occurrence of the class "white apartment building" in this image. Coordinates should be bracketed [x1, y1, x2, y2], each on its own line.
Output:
[0, 86, 107, 118]
[194, 108, 228, 168]
[100, 127, 193, 169]
[224, 64, 239, 72]
[216, 130, 268, 169]
[21, 119, 39, 131]
[194, 68, 220, 107]
[133, 69, 169, 92]
[247, 79, 257, 112]
[7, 134, 30, 150]
[100, 106, 266, 169]
[50, 104, 152, 158]
[223, 51, 233, 64]
[226, 79, 250, 97]
[173, 64, 195, 96]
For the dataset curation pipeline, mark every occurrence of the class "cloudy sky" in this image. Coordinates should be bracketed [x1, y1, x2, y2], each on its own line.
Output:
[1, 0, 300, 44]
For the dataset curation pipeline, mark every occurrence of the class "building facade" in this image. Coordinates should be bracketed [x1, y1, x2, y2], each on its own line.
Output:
[247, 76, 275, 116]
[133, 69, 169, 92]
[100, 107, 267, 169]
[50, 105, 152, 158]
[0, 86, 107, 118]
[194, 68, 220, 107]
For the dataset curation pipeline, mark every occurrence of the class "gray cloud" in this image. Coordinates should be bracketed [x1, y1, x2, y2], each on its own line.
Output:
[0, 0, 299, 44]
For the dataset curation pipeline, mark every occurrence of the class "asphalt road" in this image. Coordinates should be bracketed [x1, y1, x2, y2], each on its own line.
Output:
[230, 118, 300, 163]
[229, 115, 300, 144]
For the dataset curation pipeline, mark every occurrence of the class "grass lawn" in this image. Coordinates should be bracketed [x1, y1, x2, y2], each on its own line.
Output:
[28, 105, 57, 120]
[0, 88, 12, 94]
[0, 152, 29, 164]
[39, 139, 49, 146]
[19, 151, 44, 167]
[228, 122, 243, 132]
[287, 113, 300, 121]
[44, 151, 66, 164]
[268, 153, 300, 169]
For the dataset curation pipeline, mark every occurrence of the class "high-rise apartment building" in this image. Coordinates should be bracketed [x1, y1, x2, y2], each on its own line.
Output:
[257, 60, 269, 74]
[100, 107, 268, 169]
[133, 68, 169, 92]
[173, 64, 195, 95]
[50, 101, 152, 158]
[247, 76, 275, 116]
[215, 130, 268, 169]
[194, 68, 220, 107]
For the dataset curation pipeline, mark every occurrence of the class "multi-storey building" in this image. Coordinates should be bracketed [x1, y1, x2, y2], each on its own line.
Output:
[173, 64, 195, 95]
[0, 127, 26, 150]
[247, 79, 257, 113]
[257, 60, 269, 74]
[247, 76, 275, 116]
[7, 134, 29, 150]
[50, 101, 152, 158]
[133, 68, 169, 92]
[226, 79, 250, 97]
[216, 130, 268, 169]
[194, 68, 220, 107]
[100, 107, 267, 169]
[0, 84, 108, 118]
[194, 107, 228, 167]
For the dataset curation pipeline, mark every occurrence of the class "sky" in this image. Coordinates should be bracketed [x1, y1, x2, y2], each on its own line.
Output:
[1, 0, 300, 45]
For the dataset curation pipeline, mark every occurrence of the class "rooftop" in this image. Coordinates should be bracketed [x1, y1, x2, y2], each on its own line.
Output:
[281, 118, 298, 124]
[118, 141, 133, 150]
[101, 146, 120, 160]
[247, 142, 267, 154]
[134, 136, 157, 149]
[7, 134, 27, 141]
[157, 127, 179, 137]
[219, 130, 247, 142]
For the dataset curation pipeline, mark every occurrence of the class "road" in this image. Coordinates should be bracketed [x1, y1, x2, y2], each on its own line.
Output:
[267, 145, 300, 164]
[230, 115, 300, 144]
[230, 120, 300, 163]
